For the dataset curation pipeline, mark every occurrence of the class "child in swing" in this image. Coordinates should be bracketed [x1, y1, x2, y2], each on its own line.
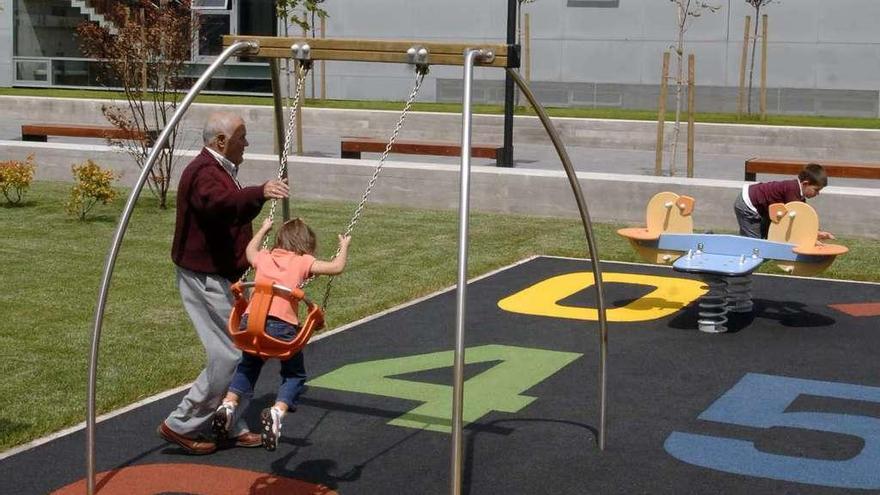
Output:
[213, 217, 351, 451]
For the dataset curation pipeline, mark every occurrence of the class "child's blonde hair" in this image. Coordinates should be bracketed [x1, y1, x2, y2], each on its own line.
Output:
[273, 218, 316, 255]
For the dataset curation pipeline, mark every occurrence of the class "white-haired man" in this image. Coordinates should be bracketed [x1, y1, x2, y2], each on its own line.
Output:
[158, 112, 289, 454]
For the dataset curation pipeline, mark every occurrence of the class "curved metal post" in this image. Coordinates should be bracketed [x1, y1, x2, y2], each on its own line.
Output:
[450, 48, 486, 495]
[506, 68, 609, 450]
[85, 40, 259, 495]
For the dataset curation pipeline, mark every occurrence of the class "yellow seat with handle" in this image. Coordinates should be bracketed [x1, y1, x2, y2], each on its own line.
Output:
[617, 191, 695, 264]
[766, 202, 848, 276]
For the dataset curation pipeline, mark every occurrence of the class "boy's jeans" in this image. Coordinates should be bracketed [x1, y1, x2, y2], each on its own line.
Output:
[734, 194, 765, 238]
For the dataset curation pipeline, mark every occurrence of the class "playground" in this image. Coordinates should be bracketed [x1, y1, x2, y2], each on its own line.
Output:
[2, 2, 880, 494]
[2, 256, 880, 493]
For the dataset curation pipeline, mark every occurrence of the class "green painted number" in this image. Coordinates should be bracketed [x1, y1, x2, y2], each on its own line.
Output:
[309, 344, 581, 433]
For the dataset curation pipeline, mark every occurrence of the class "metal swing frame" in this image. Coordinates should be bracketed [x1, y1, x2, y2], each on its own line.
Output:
[85, 36, 609, 495]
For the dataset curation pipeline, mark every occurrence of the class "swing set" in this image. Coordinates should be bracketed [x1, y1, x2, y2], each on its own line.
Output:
[86, 35, 610, 495]
[228, 38, 436, 361]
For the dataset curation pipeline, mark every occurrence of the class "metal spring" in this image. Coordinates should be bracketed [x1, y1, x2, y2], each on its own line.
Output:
[725, 275, 754, 313]
[698, 274, 728, 333]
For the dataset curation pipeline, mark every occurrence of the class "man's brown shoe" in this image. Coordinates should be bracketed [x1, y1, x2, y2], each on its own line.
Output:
[157, 422, 217, 455]
[233, 431, 262, 448]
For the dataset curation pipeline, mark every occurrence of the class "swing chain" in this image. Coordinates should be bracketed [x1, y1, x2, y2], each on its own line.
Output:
[343, 67, 428, 240]
[240, 60, 310, 284]
[264, 61, 311, 236]
[307, 66, 429, 310]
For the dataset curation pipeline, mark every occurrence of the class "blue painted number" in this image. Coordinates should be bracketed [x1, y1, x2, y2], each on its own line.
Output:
[665, 373, 880, 489]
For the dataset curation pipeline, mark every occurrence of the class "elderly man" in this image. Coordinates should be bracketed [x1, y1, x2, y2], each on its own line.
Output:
[158, 112, 289, 454]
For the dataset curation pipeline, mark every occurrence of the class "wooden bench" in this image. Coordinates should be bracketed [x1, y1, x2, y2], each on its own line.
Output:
[341, 137, 503, 166]
[22, 124, 157, 145]
[744, 157, 880, 181]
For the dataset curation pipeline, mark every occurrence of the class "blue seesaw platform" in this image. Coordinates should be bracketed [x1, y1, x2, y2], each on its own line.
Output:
[655, 234, 823, 276]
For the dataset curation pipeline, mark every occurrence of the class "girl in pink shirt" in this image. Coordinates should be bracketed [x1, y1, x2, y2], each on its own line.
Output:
[214, 217, 350, 450]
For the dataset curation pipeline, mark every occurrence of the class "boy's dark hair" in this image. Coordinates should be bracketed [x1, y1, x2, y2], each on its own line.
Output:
[799, 163, 828, 188]
[273, 218, 317, 255]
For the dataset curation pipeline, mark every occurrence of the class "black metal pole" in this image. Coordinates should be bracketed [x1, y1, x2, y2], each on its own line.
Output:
[501, 0, 517, 167]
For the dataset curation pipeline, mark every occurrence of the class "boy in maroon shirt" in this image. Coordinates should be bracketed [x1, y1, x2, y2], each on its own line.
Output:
[734, 163, 835, 240]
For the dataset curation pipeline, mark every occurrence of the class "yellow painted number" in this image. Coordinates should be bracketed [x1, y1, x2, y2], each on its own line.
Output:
[497, 272, 706, 322]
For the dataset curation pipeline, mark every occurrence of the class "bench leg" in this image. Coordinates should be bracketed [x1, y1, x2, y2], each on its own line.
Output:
[744, 172, 757, 181]
[341, 150, 361, 159]
[22, 134, 47, 142]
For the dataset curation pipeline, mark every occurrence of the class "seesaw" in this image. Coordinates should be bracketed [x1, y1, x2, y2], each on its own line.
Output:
[618, 192, 848, 333]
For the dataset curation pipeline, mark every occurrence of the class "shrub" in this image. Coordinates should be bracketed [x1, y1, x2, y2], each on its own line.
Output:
[0, 154, 37, 205]
[67, 160, 118, 221]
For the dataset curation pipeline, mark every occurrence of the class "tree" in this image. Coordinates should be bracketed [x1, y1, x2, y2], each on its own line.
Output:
[518, 0, 537, 47]
[745, 0, 776, 115]
[276, 0, 328, 33]
[518, 0, 537, 85]
[666, 0, 720, 176]
[76, 0, 196, 209]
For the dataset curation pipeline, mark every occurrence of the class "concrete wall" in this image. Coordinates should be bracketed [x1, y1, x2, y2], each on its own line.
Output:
[2, 140, 876, 239]
[0, 1, 12, 87]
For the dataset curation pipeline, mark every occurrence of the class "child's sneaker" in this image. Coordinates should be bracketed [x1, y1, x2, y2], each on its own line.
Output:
[260, 407, 284, 451]
[212, 401, 236, 440]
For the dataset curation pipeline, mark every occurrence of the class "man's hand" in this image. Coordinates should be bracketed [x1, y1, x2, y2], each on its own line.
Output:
[817, 230, 835, 241]
[263, 179, 289, 199]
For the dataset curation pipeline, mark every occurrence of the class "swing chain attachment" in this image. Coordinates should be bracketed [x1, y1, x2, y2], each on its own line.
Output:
[291, 42, 312, 63]
[407, 45, 430, 74]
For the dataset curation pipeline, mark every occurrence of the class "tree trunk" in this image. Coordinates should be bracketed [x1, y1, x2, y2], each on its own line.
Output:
[669, 3, 687, 177]
[747, 5, 761, 115]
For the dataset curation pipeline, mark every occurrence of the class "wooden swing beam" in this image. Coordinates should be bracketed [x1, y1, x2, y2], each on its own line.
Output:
[223, 35, 519, 68]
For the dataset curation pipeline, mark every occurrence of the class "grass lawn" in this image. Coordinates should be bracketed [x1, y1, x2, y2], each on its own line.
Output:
[1, 181, 878, 451]
[3, 87, 880, 130]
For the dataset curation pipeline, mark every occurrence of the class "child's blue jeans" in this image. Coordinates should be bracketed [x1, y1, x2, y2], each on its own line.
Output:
[228, 316, 306, 410]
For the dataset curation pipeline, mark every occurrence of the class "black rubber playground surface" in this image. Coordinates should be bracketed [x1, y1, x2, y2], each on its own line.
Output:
[3, 256, 880, 494]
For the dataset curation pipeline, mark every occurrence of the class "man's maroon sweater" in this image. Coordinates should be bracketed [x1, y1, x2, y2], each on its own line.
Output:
[171, 148, 266, 281]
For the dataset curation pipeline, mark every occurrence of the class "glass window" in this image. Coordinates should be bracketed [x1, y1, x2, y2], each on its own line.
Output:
[197, 14, 231, 57]
[14, 0, 86, 57]
[193, 0, 230, 9]
[15, 59, 49, 83]
[237, 0, 275, 63]
[52, 60, 94, 86]
[239, 0, 275, 36]
[180, 63, 271, 93]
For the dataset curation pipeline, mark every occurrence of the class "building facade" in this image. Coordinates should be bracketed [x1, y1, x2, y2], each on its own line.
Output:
[2, 0, 277, 92]
[2, 0, 880, 117]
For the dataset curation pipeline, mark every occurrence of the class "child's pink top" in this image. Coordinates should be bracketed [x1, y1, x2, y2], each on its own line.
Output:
[245, 249, 315, 325]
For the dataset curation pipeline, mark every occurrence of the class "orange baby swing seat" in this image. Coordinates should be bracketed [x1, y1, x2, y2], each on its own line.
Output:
[228, 277, 325, 361]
